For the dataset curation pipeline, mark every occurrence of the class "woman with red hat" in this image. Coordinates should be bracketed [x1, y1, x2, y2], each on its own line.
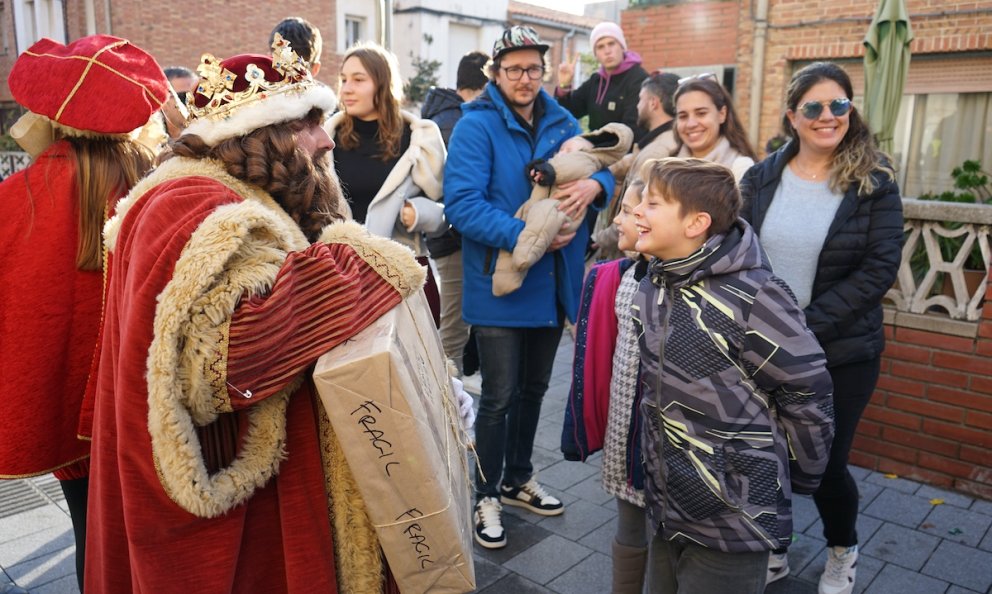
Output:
[0, 34, 170, 592]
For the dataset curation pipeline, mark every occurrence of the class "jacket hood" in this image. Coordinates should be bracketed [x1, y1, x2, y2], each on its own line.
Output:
[421, 87, 462, 120]
[649, 218, 769, 289]
[597, 50, 643, 78]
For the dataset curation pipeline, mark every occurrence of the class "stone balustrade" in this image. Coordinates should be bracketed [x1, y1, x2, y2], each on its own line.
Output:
[886, 198, 991, 323]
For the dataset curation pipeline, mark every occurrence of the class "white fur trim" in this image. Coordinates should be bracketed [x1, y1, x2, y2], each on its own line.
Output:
[183, 84, 337, 146]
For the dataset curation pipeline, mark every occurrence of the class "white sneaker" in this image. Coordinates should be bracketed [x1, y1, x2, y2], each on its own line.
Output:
[767, 550, 790, 584]
[818, 545, 857, 594]
[474, 497, 506, 549]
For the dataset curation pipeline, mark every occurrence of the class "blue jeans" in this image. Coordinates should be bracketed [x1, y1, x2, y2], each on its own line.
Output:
[473, 324, 564, 499]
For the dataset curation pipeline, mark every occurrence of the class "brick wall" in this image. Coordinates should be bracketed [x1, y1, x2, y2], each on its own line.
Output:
[734, 0, 992, 153]
[855, 281, 992, 500]
[622, 0, 740, 71]
[60, 2, 339, 87]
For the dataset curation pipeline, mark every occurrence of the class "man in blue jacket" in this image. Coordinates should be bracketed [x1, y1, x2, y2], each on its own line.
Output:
[444, 25, 614, 550]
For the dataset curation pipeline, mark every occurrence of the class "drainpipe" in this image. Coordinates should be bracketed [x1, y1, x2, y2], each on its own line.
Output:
[748, 0, 769, 144]
[380, 0, 394, 50]
[84, 0, 96, 35]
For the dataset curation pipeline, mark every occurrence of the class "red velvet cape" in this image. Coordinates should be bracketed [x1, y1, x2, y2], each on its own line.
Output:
[85, 170, 405, 593]
[0, 141, 95, 479]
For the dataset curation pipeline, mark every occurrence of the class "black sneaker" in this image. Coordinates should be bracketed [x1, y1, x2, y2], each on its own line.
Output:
[500, 477, 564, 516]
[474, 496, 506, 549]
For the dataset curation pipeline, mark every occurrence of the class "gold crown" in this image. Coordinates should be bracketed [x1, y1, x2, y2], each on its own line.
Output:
[187, 33, 315, 120]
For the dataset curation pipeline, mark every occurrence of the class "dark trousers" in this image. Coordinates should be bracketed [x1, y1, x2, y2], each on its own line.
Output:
[813, 356, 882, 547]
[473, 324, 564, 498]
[60, 476, 88, 593]
[648, 531, 768, 594]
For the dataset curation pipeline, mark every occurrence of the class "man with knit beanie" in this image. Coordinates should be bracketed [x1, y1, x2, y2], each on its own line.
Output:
[556, 21, 649, 141]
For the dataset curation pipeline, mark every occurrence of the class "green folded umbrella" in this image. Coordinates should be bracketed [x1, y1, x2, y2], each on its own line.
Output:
[863, 0, 914, 154]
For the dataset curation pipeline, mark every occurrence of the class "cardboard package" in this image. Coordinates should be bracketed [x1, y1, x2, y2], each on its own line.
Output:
[312, 290, 475, 594]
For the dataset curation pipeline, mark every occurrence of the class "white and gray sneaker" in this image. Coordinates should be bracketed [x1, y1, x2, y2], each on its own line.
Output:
[500, 477, 564, 516]
[818, 545, 857, 594]
[474, 497, 506, 549]
[767, 550, 790, 584]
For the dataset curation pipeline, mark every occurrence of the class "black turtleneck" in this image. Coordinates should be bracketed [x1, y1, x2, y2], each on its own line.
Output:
[333, 117, 412, 224]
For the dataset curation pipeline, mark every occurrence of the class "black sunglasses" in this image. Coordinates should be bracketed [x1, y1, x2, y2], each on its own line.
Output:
[799, 97, 852, 119]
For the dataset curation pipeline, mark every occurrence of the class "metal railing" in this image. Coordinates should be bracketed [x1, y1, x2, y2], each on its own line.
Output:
[0, 151, 30, 179]
[887, 198, 991, 322]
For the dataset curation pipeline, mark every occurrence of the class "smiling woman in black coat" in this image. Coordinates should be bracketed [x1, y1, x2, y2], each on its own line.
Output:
[739, 62, 903, 594]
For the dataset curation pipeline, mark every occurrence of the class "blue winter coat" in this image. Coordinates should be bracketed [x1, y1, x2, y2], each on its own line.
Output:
[444, 83, 615, 327]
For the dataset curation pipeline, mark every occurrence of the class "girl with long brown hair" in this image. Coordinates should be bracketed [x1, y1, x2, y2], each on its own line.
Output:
[0, 35, 169, 592]
[326, 41, 447, 323]
[671, 75, 757, 180]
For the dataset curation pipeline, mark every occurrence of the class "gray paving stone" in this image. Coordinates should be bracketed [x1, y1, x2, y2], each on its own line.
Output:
[471, 555, 509, 591]
[27, 574, 79, 594]
[478, 572, 554, 593]
[945, 586, 982, 594]
[537, 499, 616, 541]
[857, 480, 885, 511]
[916, 484, 976, 510]
[540, 397, 567, 421]
[534, 420, 565, 452]
[863, 472, 922, 495]
[564, 473, 613, 507]
[792, 493, 819, 534]
[970, 497, 992, 516]
[530, 446, 563, 473]
[502, 534, 593, 585]
[4, 547, 75, 590]
[919, 504, 992, 547]
[784, 531, 826, 580]
[921, 539, 992, 593]
[584, 450, 602, 468]
[862, 522, 941, 571]
[849, 466, 872, 481]
[576, 518, 616, 556]
[862, 489, 934, 529]
[0, 525, 73, 568]
[981, 526, 992, 553]
[533, 460, 599, 492]
[861, 563, 949, 594]
[545, 550, 612, 594]
[804, 510, 884, 546]
[473, 513, 554, 565]
[0, 508, 71, 544]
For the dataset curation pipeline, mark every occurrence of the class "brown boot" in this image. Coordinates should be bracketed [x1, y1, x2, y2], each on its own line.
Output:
[612, 539, 648, 594]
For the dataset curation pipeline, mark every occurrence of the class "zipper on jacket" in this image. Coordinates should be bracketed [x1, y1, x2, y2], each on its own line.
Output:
[653, 276, 674, 530]
[483, 247, 494, 276]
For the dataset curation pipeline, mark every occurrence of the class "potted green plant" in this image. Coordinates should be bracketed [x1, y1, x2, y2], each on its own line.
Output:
[913, 159, 990, 297]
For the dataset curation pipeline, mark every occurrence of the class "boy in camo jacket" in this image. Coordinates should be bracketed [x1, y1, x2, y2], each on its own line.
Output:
[630, 158, 835, 593]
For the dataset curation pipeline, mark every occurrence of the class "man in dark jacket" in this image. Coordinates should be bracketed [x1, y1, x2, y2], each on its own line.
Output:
[555, 22, 649, 141]
[421, 50, 488, 376]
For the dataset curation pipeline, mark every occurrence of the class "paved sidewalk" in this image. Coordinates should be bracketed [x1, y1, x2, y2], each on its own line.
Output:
[3, 333, 991, 593]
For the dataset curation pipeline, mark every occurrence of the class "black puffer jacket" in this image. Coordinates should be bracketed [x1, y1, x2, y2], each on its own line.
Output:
[421, 86, 463, 258]
[739, 145, 904, 367]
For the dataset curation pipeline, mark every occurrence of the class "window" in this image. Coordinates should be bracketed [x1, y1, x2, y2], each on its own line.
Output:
[345, 16, 364, 50]
[892, 92, 992, 198]
[12, 0, 66, 51]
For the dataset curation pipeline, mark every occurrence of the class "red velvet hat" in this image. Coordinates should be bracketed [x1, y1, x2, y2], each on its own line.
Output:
[8, 34, 169, 135]
[181, 34, 336, 146]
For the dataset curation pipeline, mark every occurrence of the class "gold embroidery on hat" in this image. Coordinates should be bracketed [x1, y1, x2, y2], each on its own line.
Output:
[188, 33, 314, 121]
[25, 42, 167, 121]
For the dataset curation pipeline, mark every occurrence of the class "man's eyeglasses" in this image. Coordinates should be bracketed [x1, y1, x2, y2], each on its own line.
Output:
[677, 72, 718, 85]
[501, 66, 545, 81]
[799, 97, 852, 120]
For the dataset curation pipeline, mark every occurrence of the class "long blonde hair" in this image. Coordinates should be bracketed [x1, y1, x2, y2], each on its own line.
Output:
[336, 42, 405, 160]
[782, 62, 893, 195]
[66, 135, 155, 270]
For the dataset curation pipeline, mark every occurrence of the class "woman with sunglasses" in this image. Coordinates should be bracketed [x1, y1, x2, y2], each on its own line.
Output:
[326, 41, 447, 324]
[739, 62, 904, 594]
[671, 75, 757, 180]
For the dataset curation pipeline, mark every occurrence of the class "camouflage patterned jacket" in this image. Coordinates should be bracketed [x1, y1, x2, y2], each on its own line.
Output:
[632, 219, 834, 553]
